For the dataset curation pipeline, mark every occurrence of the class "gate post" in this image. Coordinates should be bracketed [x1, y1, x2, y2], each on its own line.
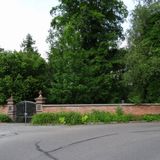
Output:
[35, 91, 46, 114]
[7, 96, 16, 121]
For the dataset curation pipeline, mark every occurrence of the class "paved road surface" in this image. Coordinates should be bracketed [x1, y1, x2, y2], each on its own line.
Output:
[0, 123, 160, 160]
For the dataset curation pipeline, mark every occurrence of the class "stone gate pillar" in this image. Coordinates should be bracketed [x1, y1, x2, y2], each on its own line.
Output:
[7, 95, 16, 121]
[35, 91, 46, 113]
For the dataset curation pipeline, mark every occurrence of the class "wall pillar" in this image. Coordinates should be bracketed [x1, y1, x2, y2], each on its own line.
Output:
[7, 96, 16, 121]
[35, 91, 46, 113]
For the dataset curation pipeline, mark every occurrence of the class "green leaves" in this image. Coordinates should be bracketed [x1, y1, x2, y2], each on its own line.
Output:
[47, 0, 128, 104]
[49, 0, 128, 50]
[124, 2, 160, 103]
[0, 51, 48, 104]
[21, 34, 38, 53]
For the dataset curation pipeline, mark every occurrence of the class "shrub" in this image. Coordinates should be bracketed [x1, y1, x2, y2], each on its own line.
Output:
[32, 112, 82, 125]
[142, 115, 160, 122]
[31, 111, 160, 125]
[0, 114, 12, 122]
[87, 110, 113, 123]
[128, 95, 142, 104]
[58, 116, 66, 124]
[63, 112, 82, 125]
[116, 106, 124, 116]
[32, 113, 58, 125]
[81, 115, 89, 124]
[112, 115, 129, 123]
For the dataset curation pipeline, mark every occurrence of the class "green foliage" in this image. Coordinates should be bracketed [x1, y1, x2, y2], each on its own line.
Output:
[81, 115, 89, 124]
[32, 112, 82, 125]
[128, 95, 142, 104]
[49, 0, 128, 50]
[58, 117, 66, 124]
[48, 48, 127, 104]
[21, 34, 38, 53]
[32, 111, 142, 125]
[31, 113, 58, 125]
[47, 0, 128, 104]
[64, 112, 82, 125]
[86, 110, 113, 123]
[0, 114, 12, 122]
[116, 106, 124, 116]
[143, 114, 160, 122]
[0, 51, 48, 104]
[124, 2, 160, 103]
[112, 114, 135, 123]
[136, 0, 159, 5]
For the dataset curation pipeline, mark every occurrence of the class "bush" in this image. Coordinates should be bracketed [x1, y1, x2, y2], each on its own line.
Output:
[81, 115, 89, 124]
[31, 111, 160, 125]
[32, 113, 58, 125]
[62, 112, 82, 125]
[32, 112, 82, 125]
[87, 110, 113, 123]
[112, 114, 133, 123]
[0, 114, 12, 122]
[142, 115, 160, 122]
[116, 106, 124, 116]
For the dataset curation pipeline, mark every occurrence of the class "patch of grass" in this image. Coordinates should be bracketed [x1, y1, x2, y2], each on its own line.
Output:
[0, 114, 12, 123]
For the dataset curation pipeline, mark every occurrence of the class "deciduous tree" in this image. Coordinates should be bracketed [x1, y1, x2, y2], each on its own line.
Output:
[48, 0, 128, 103]
[124, 2, 160, 103]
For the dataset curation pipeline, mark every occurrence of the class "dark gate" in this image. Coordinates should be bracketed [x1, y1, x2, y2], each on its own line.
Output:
[16, 101, 36, 122]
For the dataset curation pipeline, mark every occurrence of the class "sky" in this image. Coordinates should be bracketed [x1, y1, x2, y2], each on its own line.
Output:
[0, 0, 135, 59]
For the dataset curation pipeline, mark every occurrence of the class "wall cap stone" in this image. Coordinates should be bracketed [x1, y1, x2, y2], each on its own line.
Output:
[42, 103, 160, 107]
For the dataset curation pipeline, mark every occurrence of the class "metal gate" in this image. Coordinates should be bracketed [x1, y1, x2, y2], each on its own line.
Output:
[16, 101, 36, 123]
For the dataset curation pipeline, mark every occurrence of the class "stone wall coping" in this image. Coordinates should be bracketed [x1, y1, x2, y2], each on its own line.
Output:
[42, 103, 160, 107]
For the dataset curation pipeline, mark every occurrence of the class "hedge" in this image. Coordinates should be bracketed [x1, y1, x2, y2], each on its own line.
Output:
[0, 114, 12, 123]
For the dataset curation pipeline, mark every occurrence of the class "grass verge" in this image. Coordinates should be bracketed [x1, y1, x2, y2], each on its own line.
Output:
[31, 110, 160, 125]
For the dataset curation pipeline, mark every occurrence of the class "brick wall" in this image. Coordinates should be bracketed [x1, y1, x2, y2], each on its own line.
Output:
[0, 105, 8, 114]
[1, 103, 160, 116]
[42, 104, 160, 115]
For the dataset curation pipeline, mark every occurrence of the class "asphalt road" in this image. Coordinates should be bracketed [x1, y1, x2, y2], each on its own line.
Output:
[0, 123, 160, 160]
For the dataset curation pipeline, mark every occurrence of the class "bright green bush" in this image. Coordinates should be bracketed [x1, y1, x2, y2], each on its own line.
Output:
[81, 115, 89, 124]
[61, 112, 82, 125]
[0, 114, 12, 122]
[58, 116, 66, 124]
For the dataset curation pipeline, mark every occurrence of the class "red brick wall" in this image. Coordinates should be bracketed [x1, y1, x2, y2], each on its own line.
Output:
[0, 105, 8, 114]
[42, 104, 160, 115]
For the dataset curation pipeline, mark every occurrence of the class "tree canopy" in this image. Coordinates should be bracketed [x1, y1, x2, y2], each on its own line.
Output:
[47, 0, 128, 104]
[21, 34, 38, 53]
[0, 51, 48, 104]
[0, 0, 159, 105]
[124, 2, 160, 103]
[49, 0, 128, 50]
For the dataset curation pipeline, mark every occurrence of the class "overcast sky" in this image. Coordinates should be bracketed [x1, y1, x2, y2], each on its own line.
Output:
[0, 0, 135, 58]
